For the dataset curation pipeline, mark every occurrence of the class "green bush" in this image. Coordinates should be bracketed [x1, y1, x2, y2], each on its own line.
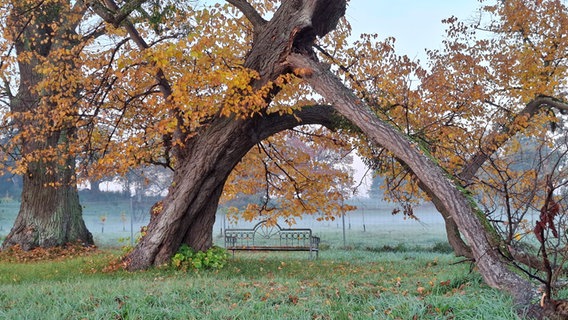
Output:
[171, 245, 228, 271]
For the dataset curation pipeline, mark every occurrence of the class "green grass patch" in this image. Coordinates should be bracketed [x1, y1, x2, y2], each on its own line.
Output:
[0, 248, 521, 319]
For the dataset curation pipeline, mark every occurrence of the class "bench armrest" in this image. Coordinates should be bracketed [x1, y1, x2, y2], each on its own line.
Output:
[310, 236, 320, 247]
[225, 235, 237, 247]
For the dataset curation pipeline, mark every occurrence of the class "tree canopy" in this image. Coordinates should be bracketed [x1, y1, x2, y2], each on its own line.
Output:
[2, 0, 568, 317]
[0, 0, 357, 249]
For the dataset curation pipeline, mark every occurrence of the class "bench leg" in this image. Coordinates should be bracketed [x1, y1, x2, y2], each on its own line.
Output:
[309, 249, 318, 260]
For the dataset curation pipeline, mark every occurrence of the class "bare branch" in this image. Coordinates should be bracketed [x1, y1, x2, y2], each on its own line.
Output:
[226, 0, 267, 30]
[86, 0, 148, 27]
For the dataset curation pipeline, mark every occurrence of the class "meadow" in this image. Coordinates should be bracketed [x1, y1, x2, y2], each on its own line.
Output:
[0, 248, 522, 319]
[0, 199, 524, 319]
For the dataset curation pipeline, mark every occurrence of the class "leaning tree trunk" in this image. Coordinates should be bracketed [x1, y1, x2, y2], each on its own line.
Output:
[124, 0, 346, 270]
[286, 53, 538, 308]
[124, 107, 338, 269]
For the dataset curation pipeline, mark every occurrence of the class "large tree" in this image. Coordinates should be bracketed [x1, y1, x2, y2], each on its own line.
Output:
[0, 0, 97, 249]
[3, 0, 565, 316]
[113, 0, 349, 267]
[68, 0, 357, 269]
[116, 0, 568, 317]
[0, 0, 164, 249]
[112, 0, 502, 280]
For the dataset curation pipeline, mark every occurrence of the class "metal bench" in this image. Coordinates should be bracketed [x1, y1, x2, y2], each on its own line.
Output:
[224, 220, 320, 259]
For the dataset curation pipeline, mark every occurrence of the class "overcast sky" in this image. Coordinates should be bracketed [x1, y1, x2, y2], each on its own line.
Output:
[345, 1, 482, 195]
[346, 0, 481, 61]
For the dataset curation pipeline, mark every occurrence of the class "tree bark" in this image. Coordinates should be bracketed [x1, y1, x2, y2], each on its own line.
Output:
[425, 184, 473, 257]
[181, 183, 224, 251]
[2, 155, 93, 250]
[286, 53, 538, 307]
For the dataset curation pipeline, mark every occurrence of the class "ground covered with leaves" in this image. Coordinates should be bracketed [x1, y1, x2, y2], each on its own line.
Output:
[0, 248, 520, 319]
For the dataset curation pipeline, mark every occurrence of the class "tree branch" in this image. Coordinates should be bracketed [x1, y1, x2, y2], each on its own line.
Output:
[459, 95, 568, 184]
[96, 0, 172, 97]
[87, 0, 148, 27]
[257, 105, 339, 140]
[226, 0, 267, 30]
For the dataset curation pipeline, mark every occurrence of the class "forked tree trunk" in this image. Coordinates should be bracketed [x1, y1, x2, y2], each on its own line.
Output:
[123, 0, 547, 315]
[125, 0, 346, 270]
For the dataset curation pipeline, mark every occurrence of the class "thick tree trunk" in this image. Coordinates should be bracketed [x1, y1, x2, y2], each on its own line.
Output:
[286, 53, 538, 307]
[181, 184, 224, 251]
[124, 107, 338, 269]
[2, 156, 93, 250]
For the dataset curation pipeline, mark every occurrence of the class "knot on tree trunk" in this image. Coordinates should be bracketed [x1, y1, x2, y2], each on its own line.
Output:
[291, 0, 346, 55]
[241, 0, 346, 83]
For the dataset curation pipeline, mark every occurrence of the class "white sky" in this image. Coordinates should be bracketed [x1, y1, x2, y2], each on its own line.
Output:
[346, 1, 481, 59]
[345, 1, 483, 196]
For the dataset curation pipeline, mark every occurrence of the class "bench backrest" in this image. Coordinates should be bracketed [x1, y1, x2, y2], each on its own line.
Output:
[225, 220, 314, 247]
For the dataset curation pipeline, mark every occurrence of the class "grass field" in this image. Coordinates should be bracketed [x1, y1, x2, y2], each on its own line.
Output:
[0, 199, 524, 319]
[0, 248, 521, 320]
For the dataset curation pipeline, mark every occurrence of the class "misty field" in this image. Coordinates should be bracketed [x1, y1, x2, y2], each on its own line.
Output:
[1, 198, 451, 249]
[0, 199, 524, 319]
